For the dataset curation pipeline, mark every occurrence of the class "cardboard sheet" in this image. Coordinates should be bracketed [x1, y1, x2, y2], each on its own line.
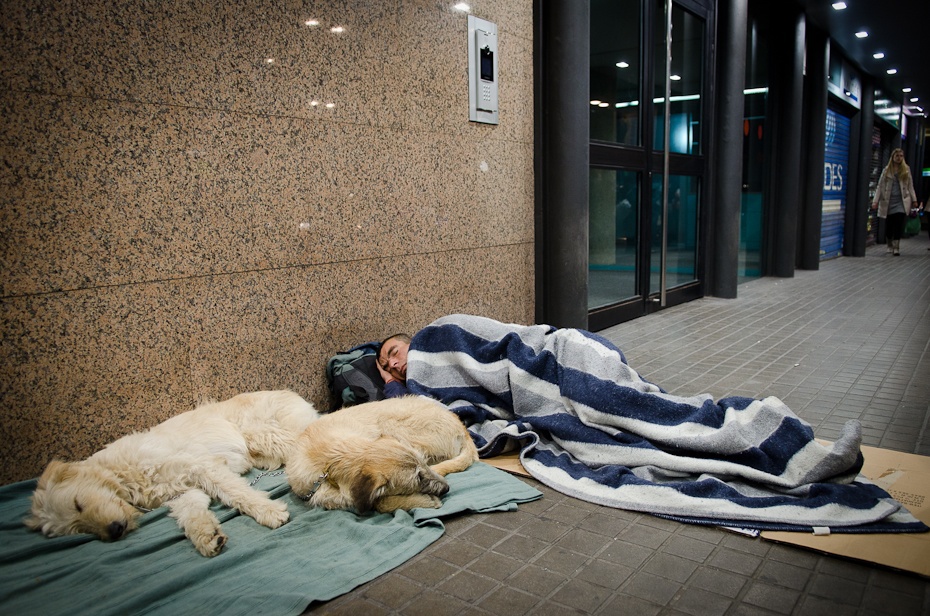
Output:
[482, 446, 930, 578]
[762, 445, 930, 578]
[483, 452, 530, 477]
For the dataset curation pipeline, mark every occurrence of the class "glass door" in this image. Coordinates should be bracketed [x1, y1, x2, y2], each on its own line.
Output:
[589, 0, 710, 330]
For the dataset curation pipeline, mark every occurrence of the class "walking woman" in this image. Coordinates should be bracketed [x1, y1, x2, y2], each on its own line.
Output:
[872, 148, 917, 256]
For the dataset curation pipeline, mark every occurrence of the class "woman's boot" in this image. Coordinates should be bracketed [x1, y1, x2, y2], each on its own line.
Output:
[887, 237, 894, 253]
[893, 239, 900, 256]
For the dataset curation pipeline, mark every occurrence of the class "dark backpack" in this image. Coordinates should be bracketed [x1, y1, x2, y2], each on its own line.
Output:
[325, 342, 385, 411]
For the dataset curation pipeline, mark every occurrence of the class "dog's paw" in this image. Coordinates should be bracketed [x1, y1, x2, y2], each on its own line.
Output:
[251, 499, 290, 529]
[421, 476, 450, 497]
[376, 493, 443, 513]
[422, 494, 442, 509]
[192, 527, 228, 557]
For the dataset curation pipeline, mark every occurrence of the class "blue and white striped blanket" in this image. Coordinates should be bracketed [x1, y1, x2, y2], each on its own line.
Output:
[407, 314, 927, 533]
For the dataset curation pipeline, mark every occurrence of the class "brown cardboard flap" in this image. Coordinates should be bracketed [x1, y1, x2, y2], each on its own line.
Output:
[483, 452, 530, 477]
[762, 445, 930, 578]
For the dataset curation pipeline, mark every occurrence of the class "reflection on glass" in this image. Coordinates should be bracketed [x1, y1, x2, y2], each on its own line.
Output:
[649, 174, 698, 294]
[589, 168, 639, 310]
[740, 14, 767, 281]
[652, 1, 704, 154]
[590, 0, 641, 146]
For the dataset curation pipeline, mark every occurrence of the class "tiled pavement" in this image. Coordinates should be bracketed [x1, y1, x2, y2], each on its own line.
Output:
[305, 236, 930, 615]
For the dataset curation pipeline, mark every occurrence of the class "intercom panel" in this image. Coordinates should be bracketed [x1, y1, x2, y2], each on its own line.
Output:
[468, 15, 499, 124]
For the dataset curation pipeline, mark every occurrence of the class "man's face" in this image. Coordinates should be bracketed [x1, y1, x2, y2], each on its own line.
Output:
[379, 337, 409, 382]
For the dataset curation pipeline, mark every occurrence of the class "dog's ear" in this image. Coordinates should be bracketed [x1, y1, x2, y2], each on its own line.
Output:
[37, 460, 72, 489]
[23, 513, 43, 531]
[350, 469, 387, 514]
[25, 462, 65, 531]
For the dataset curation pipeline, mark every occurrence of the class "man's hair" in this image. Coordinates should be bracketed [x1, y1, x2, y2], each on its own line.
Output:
[379, 333, 411, 348]
[377, 333, 411, 362]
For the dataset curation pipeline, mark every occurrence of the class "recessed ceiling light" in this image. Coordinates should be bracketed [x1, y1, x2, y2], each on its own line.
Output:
[910, 97, 919, 103]
[453, 3, 470, 11]
[855, 31, 868, 38]
[590, 100, 602, 106]
[832, 2, 847, 10]
[886, 68, 897, 75]
[873, 52, 885, 59]
[305, 19, 319, 26]
[903, 87, 912, 93]
[616, 61, 630, 68]
[670, 74, 681, 81]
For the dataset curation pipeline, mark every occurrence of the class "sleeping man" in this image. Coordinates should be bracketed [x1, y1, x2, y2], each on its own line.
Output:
[371, 313, 926, 534]
[375, 333, 411, 398]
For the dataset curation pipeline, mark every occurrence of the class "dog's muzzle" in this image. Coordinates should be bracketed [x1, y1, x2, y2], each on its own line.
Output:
[107, 520, 127, 540]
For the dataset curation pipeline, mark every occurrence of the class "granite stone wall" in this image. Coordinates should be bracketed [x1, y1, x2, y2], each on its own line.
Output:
[0, 0, 534, 484]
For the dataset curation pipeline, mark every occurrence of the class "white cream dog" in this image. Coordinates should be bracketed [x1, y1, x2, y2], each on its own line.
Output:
[25, 390, 319, 557]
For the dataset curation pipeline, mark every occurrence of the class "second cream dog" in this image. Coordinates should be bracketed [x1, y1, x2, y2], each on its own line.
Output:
[288, 396, 478, 513]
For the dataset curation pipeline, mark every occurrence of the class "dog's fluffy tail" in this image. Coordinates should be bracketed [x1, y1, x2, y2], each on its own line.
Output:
[430, 435, 479, 476]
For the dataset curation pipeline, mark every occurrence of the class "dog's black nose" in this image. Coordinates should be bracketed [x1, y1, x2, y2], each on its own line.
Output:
[436, 482, 449, 496]
[107, 520, 127, 540]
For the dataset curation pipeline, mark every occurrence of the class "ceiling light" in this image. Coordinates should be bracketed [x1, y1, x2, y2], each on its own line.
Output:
[598, 102, 609, 108]
[873, 52, 885, 59]
[590, 100, 602, 106]
[453, 3, 470, 11]
[903, 87, 912, 93]
[616, 61, 630, 68]
[831, 2, 847, 9]
[886, 68, 897, 75]
[911, 97, 920, 103]
[331, 26, 344, 33]
[855, 31, 868, 38]
[305, 19, 319, 26]
[670, 74, 681, 81]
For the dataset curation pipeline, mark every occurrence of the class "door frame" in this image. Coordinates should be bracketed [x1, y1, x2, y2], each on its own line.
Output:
[587, 0, 715, 331]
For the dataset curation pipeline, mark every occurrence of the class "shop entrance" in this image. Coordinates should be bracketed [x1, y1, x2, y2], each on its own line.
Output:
[588, 0, 713, 329]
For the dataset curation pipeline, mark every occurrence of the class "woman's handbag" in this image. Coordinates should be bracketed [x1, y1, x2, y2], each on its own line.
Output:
[905, 208, 922, 236]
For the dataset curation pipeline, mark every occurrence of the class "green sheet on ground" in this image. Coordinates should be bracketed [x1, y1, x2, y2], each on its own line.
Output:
[0, 461, 541, 615]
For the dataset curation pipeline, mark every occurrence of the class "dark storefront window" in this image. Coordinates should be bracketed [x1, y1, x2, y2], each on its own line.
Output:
[652, 5, 704, 154]
[740, 11, 768, 281]
[590, 0, 642, 146]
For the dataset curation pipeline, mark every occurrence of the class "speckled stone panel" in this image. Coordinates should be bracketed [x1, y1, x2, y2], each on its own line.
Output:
[0, 282, 193, 484]
[1, 90, 533, 297]
[0, 243, 533, 484]
[0, 1, 533, 138]
[0, 0, 535, 484]
[186, 244, 535, 413]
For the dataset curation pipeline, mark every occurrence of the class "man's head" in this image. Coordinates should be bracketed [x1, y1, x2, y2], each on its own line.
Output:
[378, 334, 411, 382]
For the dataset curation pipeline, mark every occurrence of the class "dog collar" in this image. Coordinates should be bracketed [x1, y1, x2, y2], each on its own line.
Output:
[295, 472, 329, 502]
